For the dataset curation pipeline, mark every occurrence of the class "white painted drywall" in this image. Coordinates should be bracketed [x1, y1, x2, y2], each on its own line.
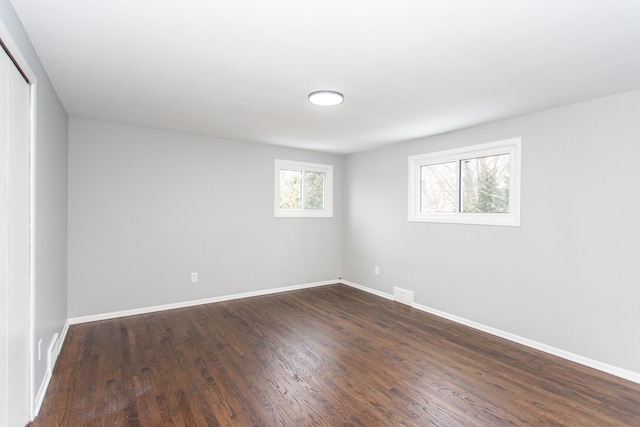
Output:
[342, 90, 640, 374]
[0, 0, 69, 420]
[31, 80, 68, 412]
[67, 118, 342, 317]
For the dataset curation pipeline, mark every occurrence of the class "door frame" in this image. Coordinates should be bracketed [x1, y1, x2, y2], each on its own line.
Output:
[0, 19, 38, 422]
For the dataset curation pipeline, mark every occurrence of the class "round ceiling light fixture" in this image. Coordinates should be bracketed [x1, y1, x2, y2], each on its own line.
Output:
[308, 90, 344, 106]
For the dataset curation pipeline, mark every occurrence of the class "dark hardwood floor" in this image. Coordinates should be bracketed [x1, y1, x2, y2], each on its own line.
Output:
[31, 284, 640, 426]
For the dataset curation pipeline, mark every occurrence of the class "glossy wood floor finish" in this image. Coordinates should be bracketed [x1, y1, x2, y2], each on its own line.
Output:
[31, 284, 640, 426]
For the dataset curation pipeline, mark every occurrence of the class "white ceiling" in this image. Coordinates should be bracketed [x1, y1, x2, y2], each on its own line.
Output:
[9, 0, 640, 154]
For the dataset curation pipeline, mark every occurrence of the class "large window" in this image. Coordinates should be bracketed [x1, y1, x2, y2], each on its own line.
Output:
[274, 159, 333, 217]
[408, 138, 521, 226]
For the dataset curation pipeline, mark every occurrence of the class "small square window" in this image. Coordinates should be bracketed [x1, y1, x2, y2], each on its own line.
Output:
[275, 160, 333, 217]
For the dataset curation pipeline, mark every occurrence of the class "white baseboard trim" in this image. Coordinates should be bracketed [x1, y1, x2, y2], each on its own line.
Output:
[33, 320, 69, 416]
[33, 367, 51, 417]
[68, 279, 337, 325]
[341, 279, 393, 301]
[58, 319, 70, 359]
[340, 280, 640, 385]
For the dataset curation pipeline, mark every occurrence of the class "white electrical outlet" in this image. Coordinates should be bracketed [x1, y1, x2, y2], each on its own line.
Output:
[191, 272, 198, 283]
[374, 266, 380, 275]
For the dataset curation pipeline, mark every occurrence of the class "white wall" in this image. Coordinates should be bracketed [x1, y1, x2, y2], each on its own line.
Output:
[68, 118, 342, 317]
[1, 0, 69, 418]
[342, 90, 640, 375]
[31, 48, 69, 406]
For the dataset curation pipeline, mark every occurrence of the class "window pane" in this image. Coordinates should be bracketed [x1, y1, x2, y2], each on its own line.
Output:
[461, 153, 510, 213]
[279, 169, 302, 209]
[303, 171, 325, 210]
[420, 162, 457, 213]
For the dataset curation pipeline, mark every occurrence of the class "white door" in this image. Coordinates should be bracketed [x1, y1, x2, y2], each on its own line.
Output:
[0, 42, 32, 427]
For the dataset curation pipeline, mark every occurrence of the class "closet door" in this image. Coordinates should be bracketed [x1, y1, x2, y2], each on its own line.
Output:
[1, 42, 32, 426]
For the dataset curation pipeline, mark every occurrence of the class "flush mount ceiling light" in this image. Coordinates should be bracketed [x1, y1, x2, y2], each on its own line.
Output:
[308, 90, 344, 106]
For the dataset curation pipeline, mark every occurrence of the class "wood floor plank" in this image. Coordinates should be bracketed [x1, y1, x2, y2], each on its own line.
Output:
[31, 284, 640, 426]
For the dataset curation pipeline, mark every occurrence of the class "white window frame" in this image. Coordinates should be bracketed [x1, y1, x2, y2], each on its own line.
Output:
[408, 138, 521, 226]
[274, 159, 333, 218]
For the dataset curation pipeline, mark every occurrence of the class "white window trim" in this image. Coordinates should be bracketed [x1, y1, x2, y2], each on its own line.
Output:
[408, 137, 521, 227]
[274, 159, 333, 218]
